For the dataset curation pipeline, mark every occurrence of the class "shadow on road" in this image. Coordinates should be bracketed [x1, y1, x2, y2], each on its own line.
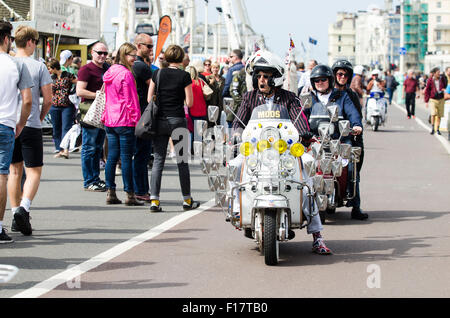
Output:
[322, 209, 450, 226]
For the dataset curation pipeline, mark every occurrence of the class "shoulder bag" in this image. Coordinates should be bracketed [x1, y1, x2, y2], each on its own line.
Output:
[201, 79, 214, 101]
[135, 69, 162, 139]
[82, 84, 106, 129]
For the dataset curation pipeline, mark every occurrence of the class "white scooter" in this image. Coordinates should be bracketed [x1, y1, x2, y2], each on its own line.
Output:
[365, 91, 387, 131]
[196, 101, 319, 266]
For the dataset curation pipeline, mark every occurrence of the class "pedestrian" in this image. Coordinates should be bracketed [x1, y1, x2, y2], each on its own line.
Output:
[227, 67, 247, 127]
[71, 56, 82, 76]
[385, 70, 398, 105]
[102, 42, 143, 206]
[59, 50, 76, 76]
[424, 67, 446, 135]
[132, 33, 154, 202]
[402, 69, 420, 119]
[146, 44, 200, 212]
[222, 49, 244, 97]
[202, 59, 212, 77]
[48, 59, 77, 158]
[205, 61, 225, 114]
[186, 65, 208, 151]
[296, 61, 305, 87]
[8, 26, 53, 237]
[298, 59, 318, 94]
[0, 21, 33, 243]
[182, 53, 190, 70]
[76, 42, 109, 192]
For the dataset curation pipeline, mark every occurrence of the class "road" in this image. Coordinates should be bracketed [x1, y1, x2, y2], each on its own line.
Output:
[1, 99, 449, 299]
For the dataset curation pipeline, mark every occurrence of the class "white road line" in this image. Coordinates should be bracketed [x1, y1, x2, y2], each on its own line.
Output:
[12, 198, 216, 298]
[392, 101, 450, 155]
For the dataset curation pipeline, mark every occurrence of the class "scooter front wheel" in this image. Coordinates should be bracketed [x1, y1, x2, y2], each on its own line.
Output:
[373, 117, 380, 131]
[263, 210, 279, 266]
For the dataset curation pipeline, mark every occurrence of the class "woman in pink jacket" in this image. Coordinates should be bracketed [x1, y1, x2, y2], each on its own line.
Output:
[102, 42, 142, 206]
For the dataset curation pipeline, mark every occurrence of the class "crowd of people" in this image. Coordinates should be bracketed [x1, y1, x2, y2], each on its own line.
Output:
[1, 18, 448, 247]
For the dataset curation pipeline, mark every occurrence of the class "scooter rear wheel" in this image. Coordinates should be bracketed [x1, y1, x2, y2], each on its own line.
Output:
[373, 117, 380, 131]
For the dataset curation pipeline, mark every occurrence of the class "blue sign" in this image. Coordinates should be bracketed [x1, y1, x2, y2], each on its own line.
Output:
[399, 47, 407, 55]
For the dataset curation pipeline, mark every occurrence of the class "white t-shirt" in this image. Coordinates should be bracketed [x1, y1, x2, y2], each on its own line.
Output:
[317, 92, 332, 105]
[0, 53, 34, 129]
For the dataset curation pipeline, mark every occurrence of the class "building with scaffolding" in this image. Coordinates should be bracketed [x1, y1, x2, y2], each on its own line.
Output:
[402, 0, 428, 71]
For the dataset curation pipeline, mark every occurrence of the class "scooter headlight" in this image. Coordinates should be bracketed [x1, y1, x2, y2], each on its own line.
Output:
[261, 148, 280, 167]
[290, 143, 305, 157]
[281, 155, 296, 171]
[246, 155, 258, 171]
[257, 140, 271, 152]
[273, 139, 288, 154]
[239, 142, 254, 157]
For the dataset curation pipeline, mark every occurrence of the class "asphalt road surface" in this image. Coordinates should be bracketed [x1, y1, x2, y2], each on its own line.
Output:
[1, 100, 449, 299]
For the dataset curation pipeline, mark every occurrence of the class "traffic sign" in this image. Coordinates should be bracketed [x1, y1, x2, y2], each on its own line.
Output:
[399, 47, 407, 55]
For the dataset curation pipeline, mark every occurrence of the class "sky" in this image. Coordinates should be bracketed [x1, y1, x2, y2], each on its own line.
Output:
[103, 0, 400, 63]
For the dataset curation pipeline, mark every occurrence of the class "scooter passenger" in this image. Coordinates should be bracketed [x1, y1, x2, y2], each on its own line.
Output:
[332, 60, 368, 220]
[304, 65, 366, 220]
[231, 51, 332, 255]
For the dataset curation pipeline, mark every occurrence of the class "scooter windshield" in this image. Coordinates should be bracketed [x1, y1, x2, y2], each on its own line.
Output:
[249, 103, 291, 122]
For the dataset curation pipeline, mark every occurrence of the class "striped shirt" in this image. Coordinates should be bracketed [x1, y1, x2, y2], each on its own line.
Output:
[232, 88, 310, 135]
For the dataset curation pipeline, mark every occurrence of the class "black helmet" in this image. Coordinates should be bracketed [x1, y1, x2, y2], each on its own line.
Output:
[310, 64, 334, 92]
[331, 59, 353, 85]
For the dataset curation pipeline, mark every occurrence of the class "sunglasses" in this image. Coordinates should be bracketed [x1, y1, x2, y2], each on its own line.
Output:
[94, 50, 108, 56]
[313, 78, 328, 83]
[139, 43, 153, 49]
[336, 72, 348, 78]
[256, 74, 270, 79]
[204, 63, 211, 66]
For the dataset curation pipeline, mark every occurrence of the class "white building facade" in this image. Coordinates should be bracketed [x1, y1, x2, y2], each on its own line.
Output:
[328, 12, 356, 66]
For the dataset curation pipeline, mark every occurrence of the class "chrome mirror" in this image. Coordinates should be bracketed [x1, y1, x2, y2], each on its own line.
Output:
[303, 160, 316, 177]
[323, 179, 334, 195]
[214, 125, 225, 144]
[320, 158, 332, 174]
[338, 120, 351, 137]
[208, 106, 220, 124]
[299, 93, 313, 109]
[200, 158, 211, 174]
[215, 192, 227, 206]
[207, 176, 215, 191]
[227, 165, 239, 182]
[195, 120, 208, 139]
[329, 140, 341, 156]
[327, 105, 339, 122]
[223, 97, 234, 115]
[340, 144, 351, 159]
[194, 141, 203, 158]
[311, 142, 323, 160]
[331, 160, 343, 177]
[312, 175, 324, 192]
[318, 124, 331, 143]
[316, 194, 328, 211]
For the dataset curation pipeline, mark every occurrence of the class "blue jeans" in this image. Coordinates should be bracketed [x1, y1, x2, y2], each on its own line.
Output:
[386, 88, 394, 105]
[133, 137, 152, 196]
[81, 126, 106, 188]
[0, 124, 15, 175]
[50, 106, 75, 151]
[105, 126, 136, 193]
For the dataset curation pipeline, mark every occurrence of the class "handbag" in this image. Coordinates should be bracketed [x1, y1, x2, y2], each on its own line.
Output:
[82, 84, 106, 129]
[135, 69, 162, 139]
[201, 79, 213, 100]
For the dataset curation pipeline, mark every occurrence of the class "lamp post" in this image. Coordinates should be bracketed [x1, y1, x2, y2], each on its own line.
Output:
[216, 7, 223, 60]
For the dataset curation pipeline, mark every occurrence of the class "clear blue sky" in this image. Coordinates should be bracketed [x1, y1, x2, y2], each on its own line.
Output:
[105, 0, 399, 63]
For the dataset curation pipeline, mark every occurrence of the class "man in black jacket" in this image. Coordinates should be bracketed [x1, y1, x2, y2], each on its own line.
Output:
[332, 60, 368, 220]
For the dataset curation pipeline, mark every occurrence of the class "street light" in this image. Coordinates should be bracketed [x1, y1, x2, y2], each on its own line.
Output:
[216, 7, 223, 60]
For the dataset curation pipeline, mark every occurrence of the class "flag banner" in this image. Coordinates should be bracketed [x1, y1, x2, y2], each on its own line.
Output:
[309, 37, 317, 45]
[289, 36, 295, 49]
[301, 41, 306, 53]
[155, 15, 172, 60]
[183, 32, 190, 45]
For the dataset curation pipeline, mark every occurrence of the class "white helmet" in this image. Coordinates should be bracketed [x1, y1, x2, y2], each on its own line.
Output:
[354, 65, 365, 76]
[246, 50, 285, 88]
[371, 69, 380, 76]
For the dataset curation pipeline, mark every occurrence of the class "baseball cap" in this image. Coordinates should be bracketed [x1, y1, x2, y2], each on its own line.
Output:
[60, 50, 73, 65]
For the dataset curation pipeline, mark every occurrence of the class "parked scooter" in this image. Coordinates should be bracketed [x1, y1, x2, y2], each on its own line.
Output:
[365, 91, 387, 131]
[197, 99, 325, 266]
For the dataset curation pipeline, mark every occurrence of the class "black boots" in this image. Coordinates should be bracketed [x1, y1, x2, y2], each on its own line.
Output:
[351, 207, 369, 220]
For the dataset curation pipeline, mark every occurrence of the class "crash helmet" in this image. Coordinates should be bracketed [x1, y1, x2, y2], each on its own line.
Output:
[310, 64, 335, 92]
[247, 50, 285, 89]
[353, 65, 366, 76]
[371, 69, 381, 77]
[332, 59, 353, 83]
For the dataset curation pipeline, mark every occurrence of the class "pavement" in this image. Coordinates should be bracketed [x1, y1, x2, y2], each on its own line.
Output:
[1, 96, 449, 299]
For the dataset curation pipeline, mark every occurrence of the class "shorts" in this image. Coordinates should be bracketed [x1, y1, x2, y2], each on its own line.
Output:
[11, 126, 44, 167]
[430, 98, 445, 118]
[0, 124, 15, 175]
